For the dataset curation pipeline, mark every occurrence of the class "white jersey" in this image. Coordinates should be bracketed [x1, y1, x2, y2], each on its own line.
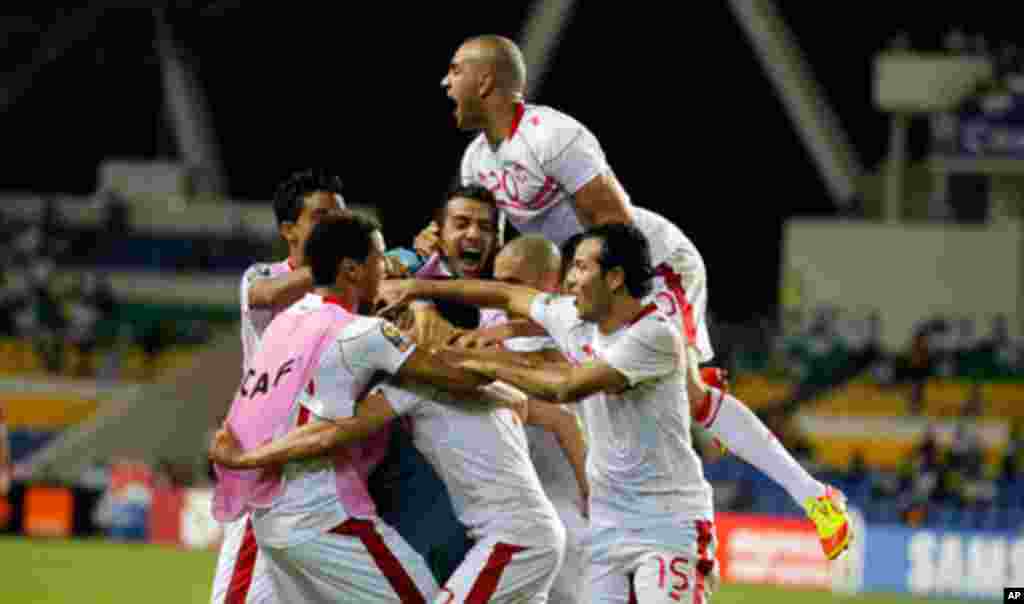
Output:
[377, 381, 563, 548]
[251, 294, 416, 549]
[487, 310, 583, 504]
[239, 259, 292, 367]
[459, 103, 685, 267]
[529, 293, 714, 529]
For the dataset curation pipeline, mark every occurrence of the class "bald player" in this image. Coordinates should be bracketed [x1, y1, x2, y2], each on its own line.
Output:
[429, 34, 851, 562]
[488, 235, 589, 604]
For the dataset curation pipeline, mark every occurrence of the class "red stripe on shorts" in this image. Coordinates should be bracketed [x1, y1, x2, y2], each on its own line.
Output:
[628, 571, 638, 604]
[331, 519, 426, 604]
[225, 518, 258, 604]
[655, 263, 698, 346]
[465, 542, 527, 604]
[695, 520, 715, 604]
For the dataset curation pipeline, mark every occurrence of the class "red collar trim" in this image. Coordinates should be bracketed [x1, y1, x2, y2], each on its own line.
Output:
[508, 103, 526, 139]
[627, 303, 658, 327]
[322, 295, 355, 313]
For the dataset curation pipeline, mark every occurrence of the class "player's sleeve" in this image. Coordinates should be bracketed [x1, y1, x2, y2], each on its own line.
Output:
[240, 263, 272, 312]
[602, 317, 682, 387]
[371, 381, 424, 416]
[528, 293, 580, 354]
[460, 144, 477, 186]
[338, 317, 417, 375]
[543, 120, 609, 195]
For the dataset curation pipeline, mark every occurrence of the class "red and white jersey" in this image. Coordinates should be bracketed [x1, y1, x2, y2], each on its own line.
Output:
[251, 293, 416, 549]
[377, 381, 563, 548]
[529, 293, 714, 530]
[239, 259, 293, 367]
[460, 103, 689, 268]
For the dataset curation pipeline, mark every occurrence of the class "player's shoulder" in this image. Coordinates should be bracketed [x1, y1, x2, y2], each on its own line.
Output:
[522, 104, 584, 131]
[626, 309, 682, 353]
[242, 261, 274, 283]
[338, 315, 387, 341]
[242, 260, 288, 284]
[462, 132, 490, 160]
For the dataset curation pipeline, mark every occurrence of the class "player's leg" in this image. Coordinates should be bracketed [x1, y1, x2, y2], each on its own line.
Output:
[437, 535, 564, 604]
[270, 517, 438, 603]
[629, 520, 718, 604]
[652, 251, 850, 559]
[211, 515, 274, 604]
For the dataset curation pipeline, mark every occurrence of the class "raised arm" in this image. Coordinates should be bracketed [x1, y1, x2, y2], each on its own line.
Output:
[456, 355, 627, 404]
[248, 266, 315, 310]
[379, 279, 540, 320]
[209, 390, 397, 469]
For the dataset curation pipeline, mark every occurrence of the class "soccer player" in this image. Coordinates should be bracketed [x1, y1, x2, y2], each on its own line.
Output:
[211, 169, 345, 604]
[436, 35, 849, 558]
[487, 235, 589, 604]
[382, 223, 717, 603]
[213, 212, 517, 603]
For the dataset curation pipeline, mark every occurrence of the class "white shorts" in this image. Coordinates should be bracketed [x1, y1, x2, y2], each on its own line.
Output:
[582, 520, 718, 604]
[436, 535, 565, 604]
[263, 517, 438, 604]
[646, 246, 713, 364]
[547, 496, 586, 604]
[210, 515, 275, 604]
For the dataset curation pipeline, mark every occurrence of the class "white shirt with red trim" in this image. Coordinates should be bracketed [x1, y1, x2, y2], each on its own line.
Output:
[529, 293, 713, 529]
[251, 294, 416, 549]
[239, 259, 293, 368]
[460, 103, 690, 268]
[375, 381, 564, 548]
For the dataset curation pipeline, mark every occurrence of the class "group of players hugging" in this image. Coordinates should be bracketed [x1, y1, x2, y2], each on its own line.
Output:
[206, 35, 852, 604]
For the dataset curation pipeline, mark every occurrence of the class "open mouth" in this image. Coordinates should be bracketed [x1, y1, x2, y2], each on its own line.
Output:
[459, 248, 484, 273]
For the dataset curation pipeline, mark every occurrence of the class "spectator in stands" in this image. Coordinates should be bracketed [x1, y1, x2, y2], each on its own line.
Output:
[65, 272, 117, 377]
[902, 326, 932, 414]
[949, 420, 996, 507]
[1002, 421, 1024, 481]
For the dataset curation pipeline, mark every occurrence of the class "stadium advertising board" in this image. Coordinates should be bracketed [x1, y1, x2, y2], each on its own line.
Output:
[863, 523, 1024, 600]
[714, 512, 834, 590]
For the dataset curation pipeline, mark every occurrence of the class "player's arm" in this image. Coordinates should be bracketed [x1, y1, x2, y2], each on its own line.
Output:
[572, 172, 634, 228]
[379, 279, 541, 322]
[247, 266, 315, 310]
[451, 319, 548, 349]
[456, 356, 627, 404]
[525, 402, 589, 513]
[209, 390, 398, 469]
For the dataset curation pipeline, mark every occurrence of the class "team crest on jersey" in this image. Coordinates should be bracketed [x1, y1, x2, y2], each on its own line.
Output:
[380, 322, 412, 352]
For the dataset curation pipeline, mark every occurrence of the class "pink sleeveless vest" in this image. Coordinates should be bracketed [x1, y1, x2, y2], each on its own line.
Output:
[212, 297, 387, 522]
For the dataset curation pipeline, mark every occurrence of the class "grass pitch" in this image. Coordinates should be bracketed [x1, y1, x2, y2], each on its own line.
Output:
[0, 536, 968, 603]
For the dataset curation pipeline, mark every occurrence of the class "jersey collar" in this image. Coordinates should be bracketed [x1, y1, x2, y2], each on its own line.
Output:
[508, 102, 526, 140]
[322, 295, 355, 313]
[627, 303, 659, 327]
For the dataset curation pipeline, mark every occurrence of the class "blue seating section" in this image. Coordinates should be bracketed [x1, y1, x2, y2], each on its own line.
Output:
[705, 456, 1024, 531]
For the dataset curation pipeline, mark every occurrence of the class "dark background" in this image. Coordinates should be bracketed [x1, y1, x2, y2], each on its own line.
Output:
[1, 4, 1019, 321]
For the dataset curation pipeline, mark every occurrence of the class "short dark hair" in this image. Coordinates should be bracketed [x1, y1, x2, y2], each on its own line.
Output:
[559, 232, 584, 283]
[273, 169, 345, 225]
[435, 184, 499, 226]
[305, 212, 381, 287]
[583, 223, 654, 298]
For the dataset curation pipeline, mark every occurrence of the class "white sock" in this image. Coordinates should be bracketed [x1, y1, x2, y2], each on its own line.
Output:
[699, 387, 826, 506]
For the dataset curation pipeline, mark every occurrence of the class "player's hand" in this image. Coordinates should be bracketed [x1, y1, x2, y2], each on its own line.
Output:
[413, 221, 441, 259]
[375, 279, 417, 317]
[450, 327, 505, 350]
[384, 255, 410, 279]
[208, 425, 246, 469]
